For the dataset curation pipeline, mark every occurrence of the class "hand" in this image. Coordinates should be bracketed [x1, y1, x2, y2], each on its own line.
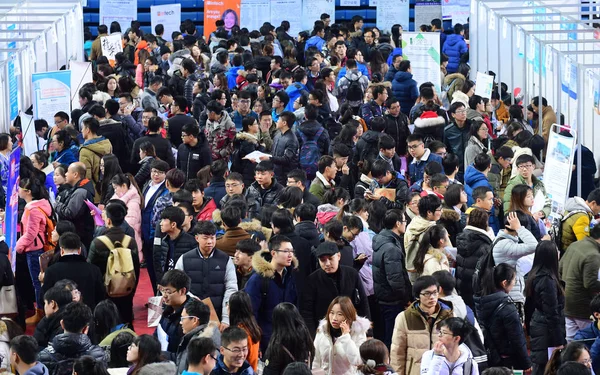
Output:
[38, 271, 45, 283]
[123, 105, 133, 116]
[90, 210, 96, 216]
[507, 211, 522, 231]
[219, 323, 229, 332]
[524, 368, 533, 374]
[355, 253, 368, 266]
[532, 211, 544, 221]
[342, 164, 350, 175]
[259, 155, 270, 161]
[433, 341, 446, 356]
[339, 320, 350, 335]
[52, 161, 60, 168]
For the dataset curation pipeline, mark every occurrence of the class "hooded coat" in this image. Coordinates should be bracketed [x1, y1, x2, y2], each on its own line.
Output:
[442, 34, 468, 74]
[111, 184, 142, 251]
[455, 226, 493, 309]
[443, 73, 466, 104]
[285, 82, 309, 112]
[372, 229, 412, 305]
[560, 197, 595, 252]
[312, 317, 371, 375]
[353, 130, 380, 165]
[391, 71, 419, 116]
[404, 216, 437, 274]
[38, 333, 107, 375]
[80, 136, 113, 202]
[16, 199, 52, 253]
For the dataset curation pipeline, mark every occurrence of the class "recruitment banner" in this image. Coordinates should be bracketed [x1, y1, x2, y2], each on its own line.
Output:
[69, 61, 93, 110]
[151, 4, 181, 42]
[101, 34, 123, 66]
[302, 0, 335, 31]
[7, 24, 18, 121]
[377, 0, 409, 32]
[402, 32, 441, 91]
[204, 0, 241, 40]
[442, 0, 469, 25]
[271, 0, 302, 36]
[100, 0, 137, 34]
[32, 70, 72, 123]
[241, 0, 268, 32]
[474, 71, 494, 99]
[543, 126, 576, 217]
[5, 147, 21, 272]
[415, 0, 442, 30]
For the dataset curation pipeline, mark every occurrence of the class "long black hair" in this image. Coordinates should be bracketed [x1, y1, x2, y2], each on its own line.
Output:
[228, 291, 261, 344]
[482, 263, 517, 296]
[93, 300, 123, 344]
[413, 225, 448, 274]
[100, 154, 122, 202]
[524, 241, 564, 298]
[265, 303, 315, 366]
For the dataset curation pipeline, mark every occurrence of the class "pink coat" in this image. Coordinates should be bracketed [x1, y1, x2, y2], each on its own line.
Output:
[111, 185, 143, 251]
[16, 199, 52, 253]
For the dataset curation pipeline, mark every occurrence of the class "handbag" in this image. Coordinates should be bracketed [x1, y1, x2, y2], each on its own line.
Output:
[0, 268, 17, 315]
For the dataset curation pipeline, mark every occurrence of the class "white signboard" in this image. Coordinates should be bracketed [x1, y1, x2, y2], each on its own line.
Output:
[69, 61, 93, 110]
[271, 0, 302, 36]
[475, 71, 494, 99]
[241, 0, 269, 32]
[151, 4, 181, 43]
[302, 0, 335, 31]
[100, 0, 137, 33]
[544, 127, 576, 216]
[101, 34, 123, 62]
[377, 0, 409, 32]
[402, 32, 441, 91]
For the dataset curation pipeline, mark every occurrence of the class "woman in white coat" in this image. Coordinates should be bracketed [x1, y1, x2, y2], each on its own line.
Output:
[420, 317, 479, 375]
[313, 296, 371, 375]
[110, 173, 143, 258]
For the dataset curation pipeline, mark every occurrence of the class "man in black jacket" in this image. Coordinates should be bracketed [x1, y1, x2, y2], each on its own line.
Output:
[155, 270, 192, 355]
[177, 123, 212, 181]
[384, 97, 411, 157]
[131, 115, 176, 171]
[154, 207, 197, 284]
[372, 209, 412, 348]
[245, 161, 284, 219]
[261, 111, 299, 185]
[95, 102, 132, 172]
[300, 241, 370, 336]
[353, 117, 384, 165]
[167, 96, 197, 148]
[33, 287, 72, 348]
[294, 203, 321, 248]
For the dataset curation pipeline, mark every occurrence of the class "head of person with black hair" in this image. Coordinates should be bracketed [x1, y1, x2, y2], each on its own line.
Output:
[43, 285, 73, 320]
[254, 160, 276, 190]
[215, 326, 252, 373]
[148, 159, 169, 187]
[413, 224, 450, 275]
[277, 186, 303, 210]
[369, 159, 395, 190]
[429, 173, 450, 198]
[160, 206, 186, 240]
[546, 341, 592, 375]
[126, 334, 164, 375]
[270, 208, 297, 236]
[412, 275, 440, 315]
[357, 338, 394, 374]
[228, 290, 261, 350]
[481, 262, 517, 297]
[338, 215, 364, 243]
[93, 299, 124, 345]
[183, 179, 207, 215]
[322, 187, 350, 210]
[180, 298, 211, 335]
[473, 152, 492, 174]
[9, 335, 46, 375]
[109, 331, 135, 369]
[234, 239, 260, 283]
[366, 201, 387, 235]
[557, 362, 591, 375]
[493, 146, 514, 171]
[164, 168, 185, 194]
[294, 202, 317, 224]
[18, 176, 50, 203]
[427, 140, 447, 159]
[415, 194, 442, 222]
[530, 96, 549, 115]
[472, 186, 494, 212]
[427, 317, 474, 367]
[444, 184, 467, 211]
[158, 269, 190, 309]
[146, 115, 163, 134]
[266, 301, 315, 368]
[193, 221, 220, 259]
[185, 337, 219, 374]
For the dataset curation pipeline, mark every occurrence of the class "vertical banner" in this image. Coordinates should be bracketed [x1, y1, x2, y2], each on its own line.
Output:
[377, 0, 409, 32]
[32, 71, 72, 122]
[5, 148, 21, 272]
[151, 4, 181, 43]
[544, 127, 576, 217]
[302, 0, 335, 31]
[69, 61, 93, 111]
[101, 34, 123, 66]
[402, 33, 441, 91]
[442, 0, 470, 25]
[594, 78, 600, 116]
[100, 0, 138, 33]
[415, 0, 442, 29]
[7, 24, 18, 121]
[271, 0, 302, 36]
[241, 0, 269, 32]
[204, 0, 241, 40]
[474, 71, 494, 99]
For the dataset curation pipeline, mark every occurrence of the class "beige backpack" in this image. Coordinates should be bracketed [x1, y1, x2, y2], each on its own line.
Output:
[98, 236, 136, 298]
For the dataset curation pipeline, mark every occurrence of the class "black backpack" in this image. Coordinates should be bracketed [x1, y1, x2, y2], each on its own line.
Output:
[480, 302, 509, 367]
[471, 237, 506, 298]
[548, 210, 587, 252]
[346, 77, 364, 103]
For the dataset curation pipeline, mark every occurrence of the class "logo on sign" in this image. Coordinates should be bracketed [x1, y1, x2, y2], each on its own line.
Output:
[157, 10, 175, 16]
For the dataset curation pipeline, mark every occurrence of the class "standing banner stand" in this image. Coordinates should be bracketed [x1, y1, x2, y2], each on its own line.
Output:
[32, 70, 72, 123]
[544, 124, 577, 217]
[5, 148, 20, 272]
[151, 3, 181, 43]
[402, 32, 442, 92]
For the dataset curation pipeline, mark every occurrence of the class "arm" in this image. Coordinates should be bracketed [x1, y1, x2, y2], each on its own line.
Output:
[55, 190, 85, 221]
[360, 104, 374, 127]
[94, 267, 107, 304]
[87, 240, 102, 271]
[16, 211, 43, 253]
[572, 215, 592, 241]
[582, 255, 600, 292]
[312, 334, 323, 369]
[79, 149, 93, 181]
[383, 245, 406, 296]
[334, 332, 363, 367]
[390, 313, 408, 373]
[300, 278, 318, 335]
[271, 137, 298, 166]
[422, 352, 444, 375]
[501, 227, 538, 259]
[503, 180, 515, 214]
[174, 255, 184, 271]
[221, 258, 238, 325]
[505, 306, 532, 370]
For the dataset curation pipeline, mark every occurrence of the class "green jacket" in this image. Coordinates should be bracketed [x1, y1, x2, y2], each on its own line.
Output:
[559, 236, 600, 318]
[503, 174, 551, 218]
[309, 172, 334, 203]
[488, 156, 511, 201]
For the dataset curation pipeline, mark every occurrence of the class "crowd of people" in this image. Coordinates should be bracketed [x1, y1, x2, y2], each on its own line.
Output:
[1, 10, 600, 375]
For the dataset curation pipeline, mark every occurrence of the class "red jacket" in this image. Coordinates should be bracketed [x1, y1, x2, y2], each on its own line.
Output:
[196, 198, 217, 221]
[16, 199, 52, 253]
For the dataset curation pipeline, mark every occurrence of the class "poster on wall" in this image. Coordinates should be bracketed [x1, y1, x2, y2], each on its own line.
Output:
[204, 0, 241, 39]
[302, 0, 335, 31]
[241, 0, 268, 32]
[32, 70, 72, 123]
[402, 32, 441, 91]
[100, 0, 137, 33]
[415, 0, 442, 30]
[5, 147, 20, 272]
[475, 71, 494, 99]
[543, 127, 576, 217]
[151, 3, 181, 42]
[442, 0, 469, 25]
[271, 0, 302, 36]
[377, 0, 409, 32]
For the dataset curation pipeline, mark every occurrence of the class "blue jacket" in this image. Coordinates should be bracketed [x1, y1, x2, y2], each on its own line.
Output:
[231, 110, 258, 132]
[574, 322, 600, 375]
[408, 151, 443, 185]
[438, 30, 448, 50]
[391, 71, 419, 116]
[51, 144, 79, 165]
[212, 354, 254, 375]
[204, 178, 226, 208]
[336, 63, 370, 84]
[442, 34, 468, 74]
[305, 35, 325, 51]
[141, 181, 169, 241]
[386, 47, 403, 66]
[226, 66, 244, 90]
[464, 166, 500, 234]
[284, 82, 308, 112]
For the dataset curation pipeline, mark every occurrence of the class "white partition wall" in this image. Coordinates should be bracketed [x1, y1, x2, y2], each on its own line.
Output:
[0, 0, 84, 132]
[471, 0, 600, 196]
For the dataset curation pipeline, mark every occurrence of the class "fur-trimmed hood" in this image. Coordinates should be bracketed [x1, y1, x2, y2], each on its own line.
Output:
[252, 249, 298, 278]
[235, 131, 259, 144]
[239, 218, 263, 232]
[414, 111, 446, 129]
[316, 316, 371, 336]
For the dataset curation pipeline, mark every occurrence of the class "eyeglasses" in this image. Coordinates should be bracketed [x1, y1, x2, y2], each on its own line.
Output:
[579, 358, 592, 365]
[223, 346, 249, 355]
[420, 290, 439, 298]
[275, 248, 295, 254]
[225, 183, 241, 189]
[151, 170, 166, 175]
[142, 116, 152, 121]
[518, 164, 534, 169]
[180, 315, 198, 321]
[455, 109, 467, 114]
[435, 152, 447, 157]
[158, 288, 178, 295]
[210, 353, 218, 361]
[407, 143, 423, 150]
[438, 330, 454, 337]
[435, 207, 443, 212]
[239, 99, 251, 104]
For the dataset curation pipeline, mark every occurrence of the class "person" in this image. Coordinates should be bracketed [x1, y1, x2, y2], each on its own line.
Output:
[420, 318, 478, 375]
[464, 121, 490, 168]
[560, 189, 600, 253]
[227, 291, 261, 371]
[127, 334, 176, 375]
[109, 173, 143, 252]
[404, 194, 442, 281]
[383, 97, 411, 157]
[42, 233, 106, 311]
[177, 123, 212, 182]
[244, 235, 298, 352]
[336, 59, 369, 110]
[313, 296, 370, 374]
[508, 184, 544, 241]
[266, 111, 299, 185]
[245, 161, 284, 219]
[466, 185, 499, 235]
[545, 342, 593, 375]
[182, 337, 218, 375]
[153, 206, 197, 289]
[301, 241, 370, 336]
[93, 299, 136, 347]
[444, 102, 471, 181]
[287, 169, 321, 208]
[356, 339, 396, 375]
[503, 154, 551, 219]
[361, 85, 387, 128]
[530, 97, 557, 143]
[474, 263, 531, 370]
[50, 129, 79, 166]
[262, 303, 314, 375]
[524, 241, 566, 375]
[173, 298, 221, 375]
[34, 286, 72, 348]
[15, 177, 52, 325]
[232, 117, 266, 187]
[151, 168, 186, 232]
[203, 161, 227, 209]
[455, 208, 493, 309]
[72, 356, 111, 375]
[9, 335, 50, 375]
[309, 155, 338, 203]
[215, 206, 251, 257]
[407, 134, 444, 185]
[204, 100, 236, 161]
[176, 221, 237, 326]
[367, 160, 409, 209]
[108, 331, 136, 374]
[413, 225, 451, 277]
[80, 117, 113, 202]
[185, 179, 218, 222]
[442, 24, 468, 74]
[38, 302, 107, 374]
[211, 326, 253, 375]
[154, 270, 192, 355]
[166, 96, 197, 149]
[560, 224, 600, 341]
[487, 146, 513, 203]
[131, 115, 176, 170]
[233, 240, 260, 290]
[54, 162, 96, 250]
[88, 200, 141, 324]
[391, 60, 419, 116]
[372, 209, 412, 348]
[390, 276, 454, 375]
[135, 142, 157, 188]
